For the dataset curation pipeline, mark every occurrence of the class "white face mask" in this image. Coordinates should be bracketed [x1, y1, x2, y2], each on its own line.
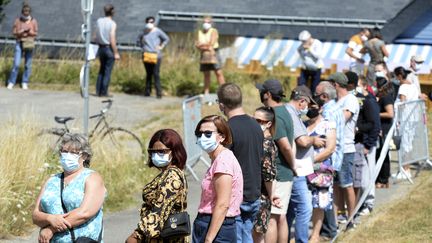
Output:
[375, 71, 386, 78]
[146, 23, 154, 29]
[356, 87, 363, 94]
[260, 124, 267, 132]
[203, 23, 212, 30]
[60, 153, 81, 172]
[360, 35, 368, 42]
[300, 107, 308, 116]
[151, 153, 171, 168]
[197, 133, 219, 153]
[414, 63, 422, 72]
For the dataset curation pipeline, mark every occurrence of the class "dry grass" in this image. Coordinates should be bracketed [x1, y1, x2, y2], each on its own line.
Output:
[0, 116, 156, 238]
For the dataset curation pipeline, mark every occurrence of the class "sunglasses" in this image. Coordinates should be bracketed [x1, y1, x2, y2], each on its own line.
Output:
[195, 130, 216, 138]
[255, 118, 269, 125]
[147, 148, 171, 155]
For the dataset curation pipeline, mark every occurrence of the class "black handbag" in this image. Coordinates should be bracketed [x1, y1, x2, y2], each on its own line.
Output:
[159, 171, 191, 239]
[60, 173, 103, 243]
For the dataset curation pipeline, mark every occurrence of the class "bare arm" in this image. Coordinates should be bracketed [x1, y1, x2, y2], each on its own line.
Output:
[275, 137, 296, 172]
[295, 135, 314, 148]
[399, 94, 407, 102]
[32, 180, 71, 230]
[381, 44, 389, 57]
[380, 104, 394, 119]
[110, 23, 120, 59]
[62, 173, 105, 228]
[314, 129, 336, 163]
[205, 173, 232, 243]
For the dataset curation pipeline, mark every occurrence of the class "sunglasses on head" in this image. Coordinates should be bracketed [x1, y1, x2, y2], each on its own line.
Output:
[147, 148, 171, 154]
[195, 130, 216, 138]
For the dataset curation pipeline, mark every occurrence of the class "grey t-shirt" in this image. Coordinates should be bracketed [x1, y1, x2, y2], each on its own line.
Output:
[337, 93, 360, 153]
[285, 103, 314, 160]
[95, 17, 115, 45]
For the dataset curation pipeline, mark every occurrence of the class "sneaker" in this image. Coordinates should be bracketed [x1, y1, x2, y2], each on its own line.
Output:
[358, 206, 372, 216]
[337, 213, 348, 224]
[7, 83, 14, 90]
[393, 171, 411, 180]
[346, 222, 357, 231]
[22, 83, 28, 90]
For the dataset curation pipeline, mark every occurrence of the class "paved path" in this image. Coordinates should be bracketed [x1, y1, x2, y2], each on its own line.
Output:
[0, 88, 418, 242]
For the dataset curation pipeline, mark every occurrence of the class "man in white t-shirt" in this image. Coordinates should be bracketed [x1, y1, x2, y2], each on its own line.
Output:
[345, 28, 370, 75]
[329, 72, 359, 228]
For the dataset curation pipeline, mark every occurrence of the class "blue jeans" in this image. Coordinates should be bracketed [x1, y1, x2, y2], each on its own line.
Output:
[192, 214, 236, 243]
[235, 199, 260, 243]
[96, 46, 115, 96]
[8, 42, 33, 85]
[337, 153, 355, 188]
[287, 176, 312, 243]
[298, 69, 321, 94]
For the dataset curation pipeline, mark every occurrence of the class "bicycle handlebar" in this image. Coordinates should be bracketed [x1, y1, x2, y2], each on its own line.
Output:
[100, 99, 113, 114]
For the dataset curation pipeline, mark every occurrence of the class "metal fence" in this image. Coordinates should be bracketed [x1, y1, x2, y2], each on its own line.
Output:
[182, 95, 214, 181]
[395, 99, 432, 182]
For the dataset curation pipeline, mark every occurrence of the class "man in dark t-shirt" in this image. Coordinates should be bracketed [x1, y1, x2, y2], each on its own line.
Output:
[217, 83, 264, 243]
[256, 79, 295, 243]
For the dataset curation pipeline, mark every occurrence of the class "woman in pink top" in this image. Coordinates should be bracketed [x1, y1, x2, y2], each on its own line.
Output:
[192, 115, 243, 243]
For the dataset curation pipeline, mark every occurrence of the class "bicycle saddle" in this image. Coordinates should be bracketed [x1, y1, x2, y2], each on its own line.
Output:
[54, 116, 75, 124]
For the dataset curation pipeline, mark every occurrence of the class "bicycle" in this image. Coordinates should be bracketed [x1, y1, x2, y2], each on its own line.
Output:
[39, 99, 145, 162]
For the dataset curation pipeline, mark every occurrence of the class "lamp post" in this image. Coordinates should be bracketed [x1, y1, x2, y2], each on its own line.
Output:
[81, 0, 93, 136]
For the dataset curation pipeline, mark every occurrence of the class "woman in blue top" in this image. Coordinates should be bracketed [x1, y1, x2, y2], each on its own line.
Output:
[137, 16, 170, 99]
[32, 133, 106, 243]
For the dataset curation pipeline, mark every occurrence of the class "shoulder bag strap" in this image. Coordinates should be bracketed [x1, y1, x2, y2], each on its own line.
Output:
[60, 173, 77, 242]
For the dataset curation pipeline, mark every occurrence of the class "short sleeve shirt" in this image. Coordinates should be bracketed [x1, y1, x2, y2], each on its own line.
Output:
[198, 149, 243, 217]
[322, 99, 345, 171]
[273, 105, 294, 182]
[337, 94, 359, 153]
[285, 104, 315, 160]
[347, 34, 364, 62]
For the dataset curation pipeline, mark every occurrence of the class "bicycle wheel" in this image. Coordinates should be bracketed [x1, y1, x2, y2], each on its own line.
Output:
[37, 128, 67, 152]
[99, 127, 145, 162]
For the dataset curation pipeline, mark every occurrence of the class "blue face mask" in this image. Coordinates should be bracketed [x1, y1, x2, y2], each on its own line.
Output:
[197, 133, 219, 153]
[60, 153, 81, 172]
[151, 153, 171, 168]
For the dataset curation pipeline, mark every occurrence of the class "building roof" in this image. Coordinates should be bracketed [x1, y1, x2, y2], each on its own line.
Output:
[0, 0, 429, 44]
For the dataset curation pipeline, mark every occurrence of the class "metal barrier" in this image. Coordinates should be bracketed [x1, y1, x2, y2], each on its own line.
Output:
[395, 99, 432, 183]
[182, 94, 217, 181]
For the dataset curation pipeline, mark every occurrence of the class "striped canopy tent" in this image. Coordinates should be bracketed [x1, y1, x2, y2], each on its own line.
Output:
[225, 37, 432, 73]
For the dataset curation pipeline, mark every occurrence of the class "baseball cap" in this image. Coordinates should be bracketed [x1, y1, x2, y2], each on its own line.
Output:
[255, 79, 285, 97]
[411, 55, 425, 63]
[328, 72, 348, 86]
[299, 30, 311, 41]
[292, 85, 316, 104]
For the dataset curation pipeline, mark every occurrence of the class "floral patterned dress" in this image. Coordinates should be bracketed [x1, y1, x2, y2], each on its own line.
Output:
[135, 166, 188, 243]
[308, 119, 335, 210]
[253, 137, 277, 233]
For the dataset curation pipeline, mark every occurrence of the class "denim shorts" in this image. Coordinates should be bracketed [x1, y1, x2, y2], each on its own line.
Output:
[336, 153, 355, 188]
[192, 213, 236, 243]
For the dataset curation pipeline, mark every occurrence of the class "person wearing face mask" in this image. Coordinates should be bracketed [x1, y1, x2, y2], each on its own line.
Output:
[252, 106, 282, 243]
[297, 30, 324, 94]
[216, 83, 263, 243]
[407, 55, 428, 100]
[7, 3, 38, 90]
[195, 16, 225, 95]
[285, 85, 324, 243]
[126, 129, 188, 243]
[313, 81, 345, 240]
[255, 79, 295, 243]
[32, 133, 106, 243]
[137, 16, 170, 99]
[346, 28, 370, 75]
[192, 115, 243, 243]
[305, 101, 336, 243]
[352, 75, 381, 216]
[361, 27, 389, 86]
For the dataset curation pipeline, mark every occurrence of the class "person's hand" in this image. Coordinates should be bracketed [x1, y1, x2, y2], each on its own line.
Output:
[313, 136, 326, 148]
[114, 53, 120, 60]
[156, 45, 162, 51]
[363, 148, 369, 155]
[47, 213, 71, 232]
[271, 195, 282, 208]
[38, 227, 54, 243]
